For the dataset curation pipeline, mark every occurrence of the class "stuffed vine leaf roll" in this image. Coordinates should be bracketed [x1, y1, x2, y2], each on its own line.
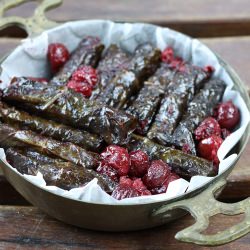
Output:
[0, 102, 104, 152]
[6, 147, 116, 192]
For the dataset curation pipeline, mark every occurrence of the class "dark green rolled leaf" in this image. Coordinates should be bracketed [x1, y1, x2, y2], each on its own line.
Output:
[91, 44, 131, 99]
[126, 63, 176, 135]
[128, 43, 161, 81]
[97, 70, 139, 109]
[145, 58, 210, 147]
[0, 102, 104, 152]
[0, 123, 99, 169]
[6, 147, 116, 193]
[126, 80, 165, 135]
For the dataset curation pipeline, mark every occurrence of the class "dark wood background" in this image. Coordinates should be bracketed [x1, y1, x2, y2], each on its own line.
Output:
[0, 0, 250, 249]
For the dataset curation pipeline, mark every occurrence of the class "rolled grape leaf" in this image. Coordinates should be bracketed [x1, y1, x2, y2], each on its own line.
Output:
[0, 102, 104, 152]
[91, 44, 131, 99]
[128, 43, 161, 81]
[126, 63, 175, 134]
[183, 63, 210, 90]
[126, 80, 165, 135]
[0, 123, 99, 169]
[6, 147, 116, 193]
[96, 70, 140, 109]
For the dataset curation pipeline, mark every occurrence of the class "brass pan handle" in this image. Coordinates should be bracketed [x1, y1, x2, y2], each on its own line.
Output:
[0, 0, 62, 37]
[152, 178, 250, 246]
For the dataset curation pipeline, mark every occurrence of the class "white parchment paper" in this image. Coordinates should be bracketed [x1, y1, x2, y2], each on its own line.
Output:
[0, 20, 249, 205]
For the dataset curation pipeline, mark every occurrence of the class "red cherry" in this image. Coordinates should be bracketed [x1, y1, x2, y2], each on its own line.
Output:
[119, 176, 133, 186]
[214, 100, 240, 130]
[112, 176, 151, 200]
[204, 65, 214, 74]
[111, 184, 140, 200]
[194, 117, 221, 141]
[198, 135, 223, 167]
[100, 145, 130, 176]
[71, 66, 98, 87]
[169, 172, 180, 183]
[67, 80, 92, 97]
[169, 57, 185, 70]
[150, 172, 180, 195]
[142, 160, 171, 189]
[47, 43, 69, 73]
[131, 178, 151, 196]
[161, 47, 185, 71]
[119, 176, 151, 196]
[96, 163, 119, 182]
[161, 47, 174, 63]
[129, 150, 150, 177]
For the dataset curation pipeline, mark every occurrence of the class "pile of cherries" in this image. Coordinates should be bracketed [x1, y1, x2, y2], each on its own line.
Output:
[195, 100, 240, 167]
[96, 145, 179, 200]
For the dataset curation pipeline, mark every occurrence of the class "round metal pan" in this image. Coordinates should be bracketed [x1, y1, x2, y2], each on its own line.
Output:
[0, 0, 249, 246]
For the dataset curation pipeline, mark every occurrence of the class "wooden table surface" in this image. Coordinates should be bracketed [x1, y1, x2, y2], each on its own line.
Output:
[0, 0, 250, 249]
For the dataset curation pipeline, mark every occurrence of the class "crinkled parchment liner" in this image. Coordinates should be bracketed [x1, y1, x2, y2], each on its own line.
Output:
[0, 20, 249, 205]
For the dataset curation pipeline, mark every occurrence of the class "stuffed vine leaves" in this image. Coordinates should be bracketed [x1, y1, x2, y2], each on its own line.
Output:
[0, 123, 100, 169]
[6, 147, 116, 192]
[0, 102, 104, 152]
[2, 79, 137, 145]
